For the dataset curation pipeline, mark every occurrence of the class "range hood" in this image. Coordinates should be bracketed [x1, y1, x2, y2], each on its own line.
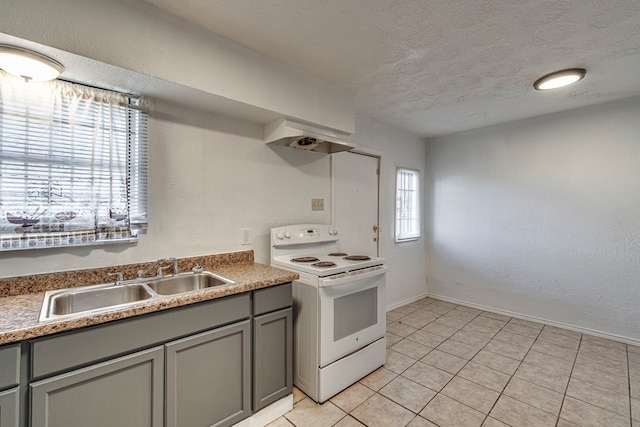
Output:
[264, 118, 356, 154]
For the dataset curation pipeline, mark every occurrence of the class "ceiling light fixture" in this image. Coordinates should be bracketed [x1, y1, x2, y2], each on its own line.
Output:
[533, 68, 586, 91]
[0, 44, 64, 82]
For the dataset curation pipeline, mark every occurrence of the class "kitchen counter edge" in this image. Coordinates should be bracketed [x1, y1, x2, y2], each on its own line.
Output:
[0, 262, 298, 346]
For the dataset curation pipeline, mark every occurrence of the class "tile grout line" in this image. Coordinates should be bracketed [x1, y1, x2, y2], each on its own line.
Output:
[416, 303, 488, 425]
[394, 301, 460, 422]
[391, 301, 478, 424]
[285, 300, 638, 427]
[426, 308, 578, 426]
[628, 344, 633, 425]
[560, 337, 634, 423]
[473, 312, 543, 427]
[412, 305, 542, 425]
[554, 331, 582, 427]
[410, 305, 507, 426]
[392, 304, 568, 426]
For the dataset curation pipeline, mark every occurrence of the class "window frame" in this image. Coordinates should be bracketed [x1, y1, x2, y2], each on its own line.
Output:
[0, 75, 148, 251]
[395, 166, 421, 243]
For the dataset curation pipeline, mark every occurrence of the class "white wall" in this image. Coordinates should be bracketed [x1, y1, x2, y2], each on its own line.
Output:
[425, 97, 640, 343]
[0, 1, 430, 309]
[1, 100, 331, 276]
[1, 103, 430, 315]
[354, 116, 429, 308]
[0, 0, 354, 133]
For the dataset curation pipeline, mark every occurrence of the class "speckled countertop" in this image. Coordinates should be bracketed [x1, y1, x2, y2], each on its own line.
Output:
[0, 250, 298, 346]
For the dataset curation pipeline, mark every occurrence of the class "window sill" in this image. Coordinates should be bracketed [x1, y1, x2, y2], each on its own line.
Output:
[0, 236, 138, 252]
[395, 237, 421, 243]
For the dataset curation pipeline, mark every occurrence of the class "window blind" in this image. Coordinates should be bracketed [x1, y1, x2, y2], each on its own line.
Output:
[127, 98, 148, 226]
[0, 71, 147, 250]
[395, 167, 421, 242]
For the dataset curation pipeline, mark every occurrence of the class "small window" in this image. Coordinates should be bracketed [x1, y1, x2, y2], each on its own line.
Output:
[395, 167, 421, 242]
[0, 71, 148, 251]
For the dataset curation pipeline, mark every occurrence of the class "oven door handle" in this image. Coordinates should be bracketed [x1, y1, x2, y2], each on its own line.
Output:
[318, 266, 387, 287]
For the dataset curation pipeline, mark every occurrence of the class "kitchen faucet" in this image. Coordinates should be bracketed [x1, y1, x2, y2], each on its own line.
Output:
[137, 257, 179, 278]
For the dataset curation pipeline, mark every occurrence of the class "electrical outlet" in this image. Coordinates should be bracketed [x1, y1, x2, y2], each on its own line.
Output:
[241, 228, 251, 245]
[311, 198, 324, 211]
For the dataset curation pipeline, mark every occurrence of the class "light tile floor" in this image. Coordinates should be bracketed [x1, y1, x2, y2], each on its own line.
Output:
[270, 297, 640, 427]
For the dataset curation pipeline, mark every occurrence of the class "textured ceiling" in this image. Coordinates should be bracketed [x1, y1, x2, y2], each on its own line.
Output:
[141, 0, 640, 137]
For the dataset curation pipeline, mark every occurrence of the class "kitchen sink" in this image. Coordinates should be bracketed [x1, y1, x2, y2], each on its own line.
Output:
[39, 270, 235, 322]
[43, 283, 153, 318]
[147, 271, 234, 295]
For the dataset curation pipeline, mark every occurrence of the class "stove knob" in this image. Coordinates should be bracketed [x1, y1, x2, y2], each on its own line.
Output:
[332, 228, 338, 235]
[328, 228, 335, 235]
[276, 232, 284, 240]
[284, 231, 291, 239]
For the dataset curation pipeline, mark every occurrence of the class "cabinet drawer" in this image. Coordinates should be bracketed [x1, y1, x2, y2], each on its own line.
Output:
[0, 344, 20, 390]
[32, 293, 250, 379]
[253, 283, 292, 316]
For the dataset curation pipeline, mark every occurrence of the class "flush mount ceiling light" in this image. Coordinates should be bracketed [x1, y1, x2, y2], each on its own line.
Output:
[533, 68, 586, 91]
[0, 44, 64, 82]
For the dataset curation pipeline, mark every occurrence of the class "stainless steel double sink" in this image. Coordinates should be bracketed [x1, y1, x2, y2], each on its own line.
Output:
[39, 271, 235, 322]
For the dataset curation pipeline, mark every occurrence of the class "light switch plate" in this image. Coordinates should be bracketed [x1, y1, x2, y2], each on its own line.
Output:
[241, 228, 251, 245]
[311, 198, 324, 211]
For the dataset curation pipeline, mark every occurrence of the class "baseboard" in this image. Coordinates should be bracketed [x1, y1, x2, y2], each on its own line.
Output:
[386, 292, 430, 312]
[428, 293, 640, 347]
[233, 394, 293, 427]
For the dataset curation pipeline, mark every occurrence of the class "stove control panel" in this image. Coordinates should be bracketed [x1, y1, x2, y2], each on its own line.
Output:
[271, 224, 339, 245]
[299, 228, 321, 238]
[275, 230, 292, 240]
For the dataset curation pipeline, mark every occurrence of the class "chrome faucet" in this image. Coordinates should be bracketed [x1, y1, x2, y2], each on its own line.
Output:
[137, 257, 179, 278]
[108, 272, 124, 285]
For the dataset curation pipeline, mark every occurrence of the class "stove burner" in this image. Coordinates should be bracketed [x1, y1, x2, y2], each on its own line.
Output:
[344, 255, 371, 261]
[292, 257, 320, 263]
[328, 252, 348, 257]
[311, 261, 337, 267]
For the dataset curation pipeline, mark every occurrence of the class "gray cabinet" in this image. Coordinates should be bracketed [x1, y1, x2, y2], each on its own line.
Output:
[253, 308, 292, 411]
[22, 283, 293, 426]
[31, 293, 249, 379]
[30, 347, 164, 427]
[253, 283, 293, 412]
[166, 320, 251, 427]
[0, 388, 19, 427]
[0, 345, 19, 390]
[0, 343, 20, 427]
[28, 293, 253, 427]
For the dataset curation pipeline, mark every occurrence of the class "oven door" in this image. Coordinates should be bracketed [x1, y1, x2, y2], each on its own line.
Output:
[318, 266, 387, 367]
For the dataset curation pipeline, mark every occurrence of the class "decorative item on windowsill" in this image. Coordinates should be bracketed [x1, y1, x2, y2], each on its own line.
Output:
[109, 208, 128, 222]
[6, 209, 44, 228]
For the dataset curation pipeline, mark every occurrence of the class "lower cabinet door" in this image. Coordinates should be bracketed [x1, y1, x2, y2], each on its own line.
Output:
[253, 308, 292, 411]
[0, 387, 19, 427]
[30, 347, 164, 427]
[165, 320, 251, 427]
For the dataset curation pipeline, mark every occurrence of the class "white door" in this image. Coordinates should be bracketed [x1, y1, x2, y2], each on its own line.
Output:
[332, 151, 380, 256]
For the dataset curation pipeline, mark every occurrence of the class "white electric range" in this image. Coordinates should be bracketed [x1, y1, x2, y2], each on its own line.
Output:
[271, 224, 387, 403]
